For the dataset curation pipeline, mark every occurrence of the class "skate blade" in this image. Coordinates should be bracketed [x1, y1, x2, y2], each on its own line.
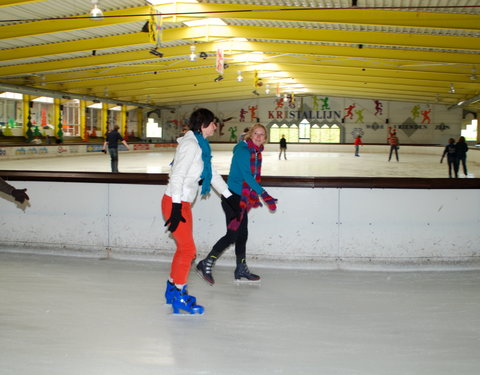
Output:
[234, 278, 261, 285]
[170, 309, 205, 316]
[194, 268, 214, 286]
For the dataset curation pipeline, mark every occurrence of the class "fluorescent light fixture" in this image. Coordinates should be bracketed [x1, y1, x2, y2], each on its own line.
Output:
[232, 52, 265, 63]
[147, 0, 197, 4]
[183, 18, 226, 27]
[87, 103, 103, 109]
[110, 106, 122, 111]
[189, 45, 197, 61]
[32, 96, 54, 103]
[0, 92, 23, 99]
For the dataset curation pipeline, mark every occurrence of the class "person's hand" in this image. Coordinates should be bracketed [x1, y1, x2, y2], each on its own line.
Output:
[164, 203, 186, 233]
[261, 191, 277, 211]
[223, 194, 241, 221]
[12, 189, 29, 204]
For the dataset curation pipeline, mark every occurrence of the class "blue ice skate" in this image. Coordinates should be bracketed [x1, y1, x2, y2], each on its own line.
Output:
[172, 285, 204, 315]
[165, 280, 176, 304]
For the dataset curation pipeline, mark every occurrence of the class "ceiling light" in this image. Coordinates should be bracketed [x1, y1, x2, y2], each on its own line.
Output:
[449, 83, 456, 94]
[183, 18, 227, 27]
[148, 0, 198, 4]
[189, 45, 197, 62]
[237, 71, 243, 82]
[90, 0, 103, 20]
[265, 85, 270, 95]
[470, 67, 477, 81]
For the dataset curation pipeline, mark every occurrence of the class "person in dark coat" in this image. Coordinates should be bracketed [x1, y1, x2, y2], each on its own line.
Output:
[454, 136, 469, 177]
[440, 138, 458, 178]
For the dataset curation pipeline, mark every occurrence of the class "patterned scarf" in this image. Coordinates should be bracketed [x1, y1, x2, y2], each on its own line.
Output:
[193, 131, 212, 195]
[227, 139, 263, 231]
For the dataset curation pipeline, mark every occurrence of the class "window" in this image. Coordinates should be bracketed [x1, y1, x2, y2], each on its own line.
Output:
[62, 100, 81, 136]
[319, 123, 340, 143]
[269, 124, 280, 142]
[299, 119, 311, 143]
[0, 95, 22, 129]
[311, 124, 320, 143]
[146, 117, 162, 138]
[288, 124, 299, 142]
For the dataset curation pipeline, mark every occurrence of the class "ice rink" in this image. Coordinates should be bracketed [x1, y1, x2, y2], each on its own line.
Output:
[1, 253, 480, 375]
[1, 148, 479, 374]
[0, 147, 477, 178]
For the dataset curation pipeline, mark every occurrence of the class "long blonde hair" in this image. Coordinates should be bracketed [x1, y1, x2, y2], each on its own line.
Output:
[245, 123, 267, 142]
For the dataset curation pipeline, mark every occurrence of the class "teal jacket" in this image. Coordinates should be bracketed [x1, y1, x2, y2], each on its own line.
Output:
[227, 141, 265, 196]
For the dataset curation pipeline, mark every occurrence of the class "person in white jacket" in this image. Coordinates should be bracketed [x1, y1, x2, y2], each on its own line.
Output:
[162, 108, 237, 315]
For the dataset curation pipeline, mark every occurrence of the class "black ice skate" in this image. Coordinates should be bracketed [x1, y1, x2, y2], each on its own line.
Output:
[234, 260, 260, 282]
[196, 256, 216, 285]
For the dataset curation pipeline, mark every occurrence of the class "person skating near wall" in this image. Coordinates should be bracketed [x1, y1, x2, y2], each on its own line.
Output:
[279, 134, 287, 160]
[440, 138, 458, 178]
[102, 125, 130, 172]
[0, 177, 30, 204]
[162, 108, 236, 315]
[354, 135, 363, 157]
[454, 136, 469, 177]
[387, 127, 399, 162]
[196, 123, 278, 285]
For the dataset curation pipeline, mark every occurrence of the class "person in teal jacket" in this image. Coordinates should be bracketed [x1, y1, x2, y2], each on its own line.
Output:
[196, 123, 278, 285]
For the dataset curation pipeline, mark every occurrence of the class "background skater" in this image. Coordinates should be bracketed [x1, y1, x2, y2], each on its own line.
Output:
[279, 134, 287, 160]
[103, 125, 130, 172]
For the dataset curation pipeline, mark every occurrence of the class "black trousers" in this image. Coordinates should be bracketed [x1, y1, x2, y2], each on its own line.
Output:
[457, 156, 468, 175]
[207, 197, 248, 264]
[447, 156, 459, 178]
[388, 145, 399, 161]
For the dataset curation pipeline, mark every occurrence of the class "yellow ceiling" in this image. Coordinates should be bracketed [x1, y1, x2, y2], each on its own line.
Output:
[0, 0, 479, 111]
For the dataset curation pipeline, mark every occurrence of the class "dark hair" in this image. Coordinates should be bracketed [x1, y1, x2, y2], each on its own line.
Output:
[189, 108, 215, 133]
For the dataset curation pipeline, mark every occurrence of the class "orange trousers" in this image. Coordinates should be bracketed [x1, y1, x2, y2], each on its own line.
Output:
[161, 194, 196, 285]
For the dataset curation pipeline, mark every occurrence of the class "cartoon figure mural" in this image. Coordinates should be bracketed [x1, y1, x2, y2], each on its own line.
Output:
[228, 126, 238, 142]
[411, 105, 421, 120]
[343, 103, 356, 120]
[286, 94, 295, 108]
[321, 97, 330, 110]
[275, 98, 284, 110]
[312, 96, 320, 110]
[355, 109, 365, 123]
[421, 109, 432, 124]
[248, 105, 258, 122]
[374, 100, 383, 116]
[216, 116, 234, 136]
[239, 108, 248, 122]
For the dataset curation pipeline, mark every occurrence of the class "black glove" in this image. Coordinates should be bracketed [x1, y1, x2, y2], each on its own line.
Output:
[12, 189, 29, 204]
[164, 203, 186, 233]
[222, 194, 241, 222]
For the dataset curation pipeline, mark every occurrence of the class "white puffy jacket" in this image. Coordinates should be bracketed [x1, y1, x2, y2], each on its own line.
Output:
[165, 130, 230, 203]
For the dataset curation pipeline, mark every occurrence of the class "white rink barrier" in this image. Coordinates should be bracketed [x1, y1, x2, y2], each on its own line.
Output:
[1, 180, 479, 270]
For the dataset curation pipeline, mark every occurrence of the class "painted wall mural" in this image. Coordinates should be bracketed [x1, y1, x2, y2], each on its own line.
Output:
[165, 95, 462, 145]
